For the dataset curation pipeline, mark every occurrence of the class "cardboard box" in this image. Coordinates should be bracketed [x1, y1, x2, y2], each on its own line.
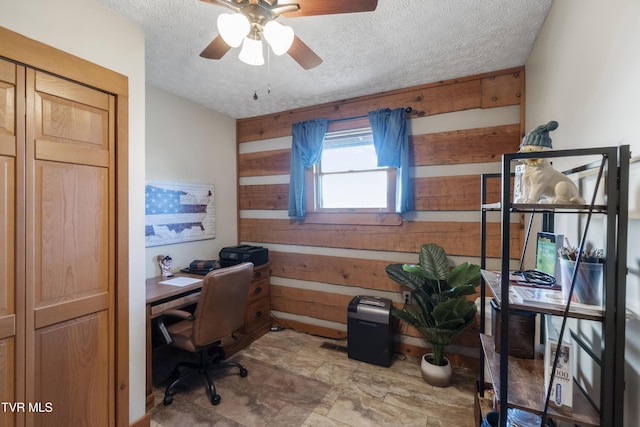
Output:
[491, 298, 536, 359]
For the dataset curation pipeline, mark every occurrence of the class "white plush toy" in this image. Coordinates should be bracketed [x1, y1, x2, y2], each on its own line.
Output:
[514, 121, 586, 205]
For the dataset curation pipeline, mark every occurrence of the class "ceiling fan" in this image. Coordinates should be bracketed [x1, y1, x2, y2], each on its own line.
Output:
[198, 0, 379, 70]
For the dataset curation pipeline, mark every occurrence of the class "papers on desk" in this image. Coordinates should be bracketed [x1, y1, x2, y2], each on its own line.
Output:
[159, 277, 201, 287]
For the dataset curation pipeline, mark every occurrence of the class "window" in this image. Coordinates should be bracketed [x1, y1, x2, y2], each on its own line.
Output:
[304, 126, 400, 225]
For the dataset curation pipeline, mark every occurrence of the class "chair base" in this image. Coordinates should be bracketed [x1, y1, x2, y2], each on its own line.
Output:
[163, 348, 248, 406]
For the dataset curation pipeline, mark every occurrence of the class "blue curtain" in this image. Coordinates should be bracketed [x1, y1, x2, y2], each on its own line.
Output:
[368, 108, 414, 213]
[288, 118, 328, 218]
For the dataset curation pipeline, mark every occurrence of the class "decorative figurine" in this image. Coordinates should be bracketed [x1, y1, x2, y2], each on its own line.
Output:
[158, 255, 173, 277]
[514, 121, 586, 205]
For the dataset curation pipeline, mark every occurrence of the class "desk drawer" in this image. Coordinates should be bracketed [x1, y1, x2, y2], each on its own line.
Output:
[245, 296, 269, 333]
[150, 291, 200, 318]
[247, 277, 269, 305]
[251, 264, 269, 282]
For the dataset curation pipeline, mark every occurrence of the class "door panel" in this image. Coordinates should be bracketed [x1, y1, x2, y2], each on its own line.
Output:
[0, 338, 15, 427]
[34, 312, 109, 427]
[34, 71, 111, 167]
[0, 58, 17, 427]
[0, 156, 16, 427]
[33, 161, 109, 309]
[25, 68, 115, 425]
[0, 60, 16, 157]
[0, 157, 15, 321]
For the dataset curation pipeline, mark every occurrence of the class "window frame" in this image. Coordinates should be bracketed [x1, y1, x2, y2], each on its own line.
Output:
[303, 119, 402, 226]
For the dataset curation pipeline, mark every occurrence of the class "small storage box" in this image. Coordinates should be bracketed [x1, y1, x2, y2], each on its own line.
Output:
[347, 296, 394, 367]
[491, 298, 535, 359]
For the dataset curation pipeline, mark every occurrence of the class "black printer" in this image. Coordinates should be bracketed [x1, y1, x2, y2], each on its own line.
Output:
[219, 245, 269, 267]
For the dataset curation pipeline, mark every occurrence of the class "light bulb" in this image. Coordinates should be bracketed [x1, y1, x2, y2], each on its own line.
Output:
[238, 37, 264, 66]
[217, 13, 250, 48]
[263, 21, 294, 56]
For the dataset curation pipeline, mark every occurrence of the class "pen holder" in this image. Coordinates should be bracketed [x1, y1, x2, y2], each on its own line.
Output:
[559, 259, 603, 306]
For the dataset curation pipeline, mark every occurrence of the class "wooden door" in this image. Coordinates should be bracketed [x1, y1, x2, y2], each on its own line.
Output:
[0, 57, 22, 427]
[24, 69, 115, 426]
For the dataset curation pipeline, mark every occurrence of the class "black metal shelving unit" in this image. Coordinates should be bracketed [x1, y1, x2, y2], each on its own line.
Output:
[479, 145, 629, 427]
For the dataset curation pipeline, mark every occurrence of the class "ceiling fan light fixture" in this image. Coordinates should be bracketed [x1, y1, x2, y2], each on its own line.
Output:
[263, 21, 294, 56]
[217, 13, 250, 48]
[239, 37, 265, 66]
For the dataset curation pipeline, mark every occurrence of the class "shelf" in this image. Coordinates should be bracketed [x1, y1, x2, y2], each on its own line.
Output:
[511, 203, 608, 214]
[480, 334, 600, 427]
[480, 146, 629, 427]
[481, 270, 604, 321]
[481, 202, 608, 213]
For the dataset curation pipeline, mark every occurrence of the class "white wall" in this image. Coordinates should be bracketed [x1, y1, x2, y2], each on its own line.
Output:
[0, 0, 147, 422]
[526, 0, 640, 425]
[145, 85, 238, 278]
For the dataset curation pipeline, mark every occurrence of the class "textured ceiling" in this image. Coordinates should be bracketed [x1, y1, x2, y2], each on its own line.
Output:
[96, 0, 552, 119]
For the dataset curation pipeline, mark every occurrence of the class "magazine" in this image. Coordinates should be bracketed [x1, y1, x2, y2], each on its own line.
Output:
[512, 286, 566, 305]
[511, 286, 602, 317]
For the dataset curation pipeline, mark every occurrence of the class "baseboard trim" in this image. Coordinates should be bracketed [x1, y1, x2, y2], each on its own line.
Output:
[130, 413, 151, 427]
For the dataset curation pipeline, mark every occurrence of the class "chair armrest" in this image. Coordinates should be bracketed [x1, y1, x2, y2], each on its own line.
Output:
[157, 310, 195, 344]
[163, 309, 194, 320]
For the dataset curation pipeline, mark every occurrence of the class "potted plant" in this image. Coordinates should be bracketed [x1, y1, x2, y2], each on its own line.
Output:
[386, 243, 481, 386]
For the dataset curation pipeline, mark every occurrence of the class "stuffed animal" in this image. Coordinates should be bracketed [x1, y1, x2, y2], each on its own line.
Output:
[514, 121, 586, 205]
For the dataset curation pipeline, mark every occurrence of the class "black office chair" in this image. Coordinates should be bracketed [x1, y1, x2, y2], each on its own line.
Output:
[158, 262, 253, 406]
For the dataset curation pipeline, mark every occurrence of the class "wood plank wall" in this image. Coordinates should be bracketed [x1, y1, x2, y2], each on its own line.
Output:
[236, 67, 525, 367]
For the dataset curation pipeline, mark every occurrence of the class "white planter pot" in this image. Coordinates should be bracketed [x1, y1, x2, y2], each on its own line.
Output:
[420, 353, 452, 387]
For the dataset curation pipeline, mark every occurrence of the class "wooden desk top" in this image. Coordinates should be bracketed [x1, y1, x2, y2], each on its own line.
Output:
[146, 263, 270, 307]
[146, 272, 205, 305]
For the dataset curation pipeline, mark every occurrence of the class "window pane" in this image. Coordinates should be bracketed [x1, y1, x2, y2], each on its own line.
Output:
[321, 131, 378, 173]
[321, 171, 388, 208]
[321, 144, 378, 173]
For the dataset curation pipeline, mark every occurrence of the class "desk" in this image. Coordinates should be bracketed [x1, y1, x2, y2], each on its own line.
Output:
[145, 264, 271, 410]
[147, 273, 204, 319]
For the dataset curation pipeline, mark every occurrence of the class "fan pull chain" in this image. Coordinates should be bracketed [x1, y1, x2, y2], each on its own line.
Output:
[266, 43, 271, 95]
[251, 36, 272, 100]
[252, 45, 260, 100]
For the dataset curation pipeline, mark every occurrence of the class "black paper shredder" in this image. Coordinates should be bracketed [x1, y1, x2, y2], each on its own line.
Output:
[347, 295, 393, 367]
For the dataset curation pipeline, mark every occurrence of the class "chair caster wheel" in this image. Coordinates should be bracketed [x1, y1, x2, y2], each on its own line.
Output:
[163, 395, 173, 406]
[240, 367, 248, 377]
[210, 394, 221, 405]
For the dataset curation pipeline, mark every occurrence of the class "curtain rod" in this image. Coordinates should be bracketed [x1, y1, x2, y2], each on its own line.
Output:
[327, 107, 413, 124]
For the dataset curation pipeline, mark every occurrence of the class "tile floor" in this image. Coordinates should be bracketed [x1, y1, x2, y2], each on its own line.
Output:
[149, 329, 477, 427]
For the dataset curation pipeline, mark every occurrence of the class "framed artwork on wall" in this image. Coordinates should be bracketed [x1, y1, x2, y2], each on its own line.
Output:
[145, 181, 215, 247]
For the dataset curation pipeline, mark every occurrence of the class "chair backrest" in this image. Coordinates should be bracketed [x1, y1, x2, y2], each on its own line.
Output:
[192, 262, 254, 347]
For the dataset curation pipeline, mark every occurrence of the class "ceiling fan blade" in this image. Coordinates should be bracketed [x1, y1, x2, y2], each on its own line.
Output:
[199, 35, 232, 59]
[288, 36, 322, 70]
[280, 0, 378, 17]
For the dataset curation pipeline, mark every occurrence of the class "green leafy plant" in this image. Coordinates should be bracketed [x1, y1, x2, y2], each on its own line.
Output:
[386, 243, 481, 366]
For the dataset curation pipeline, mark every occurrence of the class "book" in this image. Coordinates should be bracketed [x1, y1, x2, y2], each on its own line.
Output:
[535, 232, 563, 278]
[544, 315, 573, 409]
